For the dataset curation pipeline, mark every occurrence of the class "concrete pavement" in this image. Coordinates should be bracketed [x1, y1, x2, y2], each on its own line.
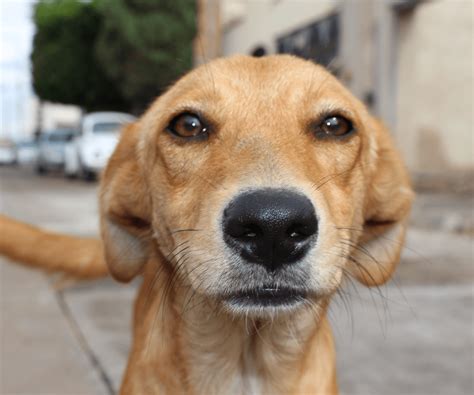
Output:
[1, 260, 111, 395]
[0, 166, 473, 394]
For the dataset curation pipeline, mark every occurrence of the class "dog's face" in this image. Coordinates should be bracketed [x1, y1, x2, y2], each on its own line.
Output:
[100, 55, 413, 317]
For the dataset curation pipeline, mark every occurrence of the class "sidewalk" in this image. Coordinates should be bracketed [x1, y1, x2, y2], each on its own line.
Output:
[0, 260, 111, 395]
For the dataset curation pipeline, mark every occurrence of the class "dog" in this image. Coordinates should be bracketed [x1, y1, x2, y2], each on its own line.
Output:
[0, 55, 413, 394]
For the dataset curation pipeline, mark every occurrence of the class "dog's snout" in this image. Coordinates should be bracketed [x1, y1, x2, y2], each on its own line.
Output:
[222, 189, 317, 272]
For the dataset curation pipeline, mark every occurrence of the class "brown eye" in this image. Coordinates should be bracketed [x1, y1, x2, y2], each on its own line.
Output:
[316, 115, 354, 138]
[167, 113, 208, 139]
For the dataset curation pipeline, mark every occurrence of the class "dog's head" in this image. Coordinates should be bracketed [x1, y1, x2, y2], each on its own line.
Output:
[100, 55, 413, 317]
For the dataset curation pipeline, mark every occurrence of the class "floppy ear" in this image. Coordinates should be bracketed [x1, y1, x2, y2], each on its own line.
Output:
[99, 123, 152, 282]
[347, 119, 414, 286]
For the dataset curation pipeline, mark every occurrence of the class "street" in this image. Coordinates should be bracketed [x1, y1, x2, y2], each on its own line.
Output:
[0, 165, 473, 395]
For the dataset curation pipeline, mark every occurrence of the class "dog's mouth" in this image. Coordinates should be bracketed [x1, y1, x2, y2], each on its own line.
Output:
[223, 286, 307, 308]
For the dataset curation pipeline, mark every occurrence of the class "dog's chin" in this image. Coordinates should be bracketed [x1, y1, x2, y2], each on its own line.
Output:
[220, 287, 309, 318]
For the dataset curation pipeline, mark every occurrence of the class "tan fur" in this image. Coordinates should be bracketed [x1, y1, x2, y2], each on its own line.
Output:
[0, 55, 413, 394]
[0, 214, 107, 279]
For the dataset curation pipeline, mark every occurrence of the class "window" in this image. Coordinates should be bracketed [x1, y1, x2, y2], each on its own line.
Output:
[92, 122, 123, 134]
[277, 13, 339, 69]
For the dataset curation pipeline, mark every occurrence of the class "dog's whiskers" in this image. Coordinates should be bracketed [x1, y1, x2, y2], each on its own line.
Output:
[311, 163, 364, 192]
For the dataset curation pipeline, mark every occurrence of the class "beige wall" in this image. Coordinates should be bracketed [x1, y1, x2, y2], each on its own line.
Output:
[195, 0, 221, 65]
[1, 96, 81, 140]
[396, 0, 473, 172]
[41, 101, 82, 131]
[221, 0, 339, 56]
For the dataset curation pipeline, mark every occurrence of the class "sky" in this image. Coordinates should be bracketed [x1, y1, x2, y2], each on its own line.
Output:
[0, 0, 36, 139]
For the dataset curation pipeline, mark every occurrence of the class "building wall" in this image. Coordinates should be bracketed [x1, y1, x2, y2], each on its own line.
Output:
[221, 0, 339, 56]
[0, 93, 81, 141]
[40, 101, 82, 132]
[195, 0, 222, 65]
[395, 0, 473, 172]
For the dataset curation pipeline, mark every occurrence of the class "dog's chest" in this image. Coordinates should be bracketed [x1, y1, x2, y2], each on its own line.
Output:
[225, 369, 262, 395]
[185, 340, 259, 394]
[192, 352, 265, 395]
[186, 333, 293, 395]
[182, 308, 317, 394]
[229, 349, 264, 395]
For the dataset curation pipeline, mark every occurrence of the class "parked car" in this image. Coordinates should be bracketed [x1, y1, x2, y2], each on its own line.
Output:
[0, 138, 17, 165]
[36, 129, 77, 174]
[64, 112, 135, 180]
[16, 140, 38, 165]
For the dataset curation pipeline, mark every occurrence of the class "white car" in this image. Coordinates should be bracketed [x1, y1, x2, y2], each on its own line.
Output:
[36, 129, 76, 174]
[16, 140, 38, 165]
[0, 139, 17, 165]
[64, 112, 135, 180]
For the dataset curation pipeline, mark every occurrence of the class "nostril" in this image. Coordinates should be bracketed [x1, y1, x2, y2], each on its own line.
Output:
[287, 223, 317, 241]
[287, 228, 307, 241]
[226, 222, 262, 240]
[240, 225, 261, 239]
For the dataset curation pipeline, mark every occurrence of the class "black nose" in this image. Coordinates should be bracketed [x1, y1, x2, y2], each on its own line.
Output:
[222, 189, 318, 272]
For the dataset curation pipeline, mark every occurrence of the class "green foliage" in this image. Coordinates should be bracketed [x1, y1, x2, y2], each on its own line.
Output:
[31, 0, 197, 114]
[95, 0, 196, 112]
[31, 0, 127, 112]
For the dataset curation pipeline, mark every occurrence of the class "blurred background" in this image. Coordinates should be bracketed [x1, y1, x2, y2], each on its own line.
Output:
[0, 1, 472, 394]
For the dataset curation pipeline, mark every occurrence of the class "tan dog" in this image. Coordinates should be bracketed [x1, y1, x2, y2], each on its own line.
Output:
[0, 55, 413, 394]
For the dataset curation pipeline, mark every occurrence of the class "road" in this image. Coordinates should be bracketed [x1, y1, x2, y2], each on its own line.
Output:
[0, 165, 473, 395]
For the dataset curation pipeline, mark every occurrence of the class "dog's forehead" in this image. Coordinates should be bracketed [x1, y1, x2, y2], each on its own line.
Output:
[201, 55, 328, 89]
[166, 55, 351, 110]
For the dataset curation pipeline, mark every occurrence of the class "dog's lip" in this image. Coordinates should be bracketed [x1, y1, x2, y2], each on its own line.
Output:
[223, 287, 307, 307]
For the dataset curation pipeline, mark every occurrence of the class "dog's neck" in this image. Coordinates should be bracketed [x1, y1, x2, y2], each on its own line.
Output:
[120, 258, 338, 395]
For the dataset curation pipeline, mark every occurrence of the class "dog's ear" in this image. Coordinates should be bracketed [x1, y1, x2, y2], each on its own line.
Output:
[99, 123, 152, 282]
[347, 119, 414, 287]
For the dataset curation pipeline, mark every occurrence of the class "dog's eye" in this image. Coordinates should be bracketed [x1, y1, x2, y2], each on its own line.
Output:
[315, 115, 354, 138]
[167, 113, 207, 139]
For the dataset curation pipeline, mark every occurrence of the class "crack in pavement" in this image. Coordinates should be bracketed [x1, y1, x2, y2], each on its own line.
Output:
[55, 290, 116, 395]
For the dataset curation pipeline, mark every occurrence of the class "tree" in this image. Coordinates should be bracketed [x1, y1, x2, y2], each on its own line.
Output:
[31, 0, 128, 112]
[31, 0, 196, 114]
[95, 0, 196, 113]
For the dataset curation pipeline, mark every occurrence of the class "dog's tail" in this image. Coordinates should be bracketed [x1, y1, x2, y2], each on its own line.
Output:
[0, 215, 109, 279]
